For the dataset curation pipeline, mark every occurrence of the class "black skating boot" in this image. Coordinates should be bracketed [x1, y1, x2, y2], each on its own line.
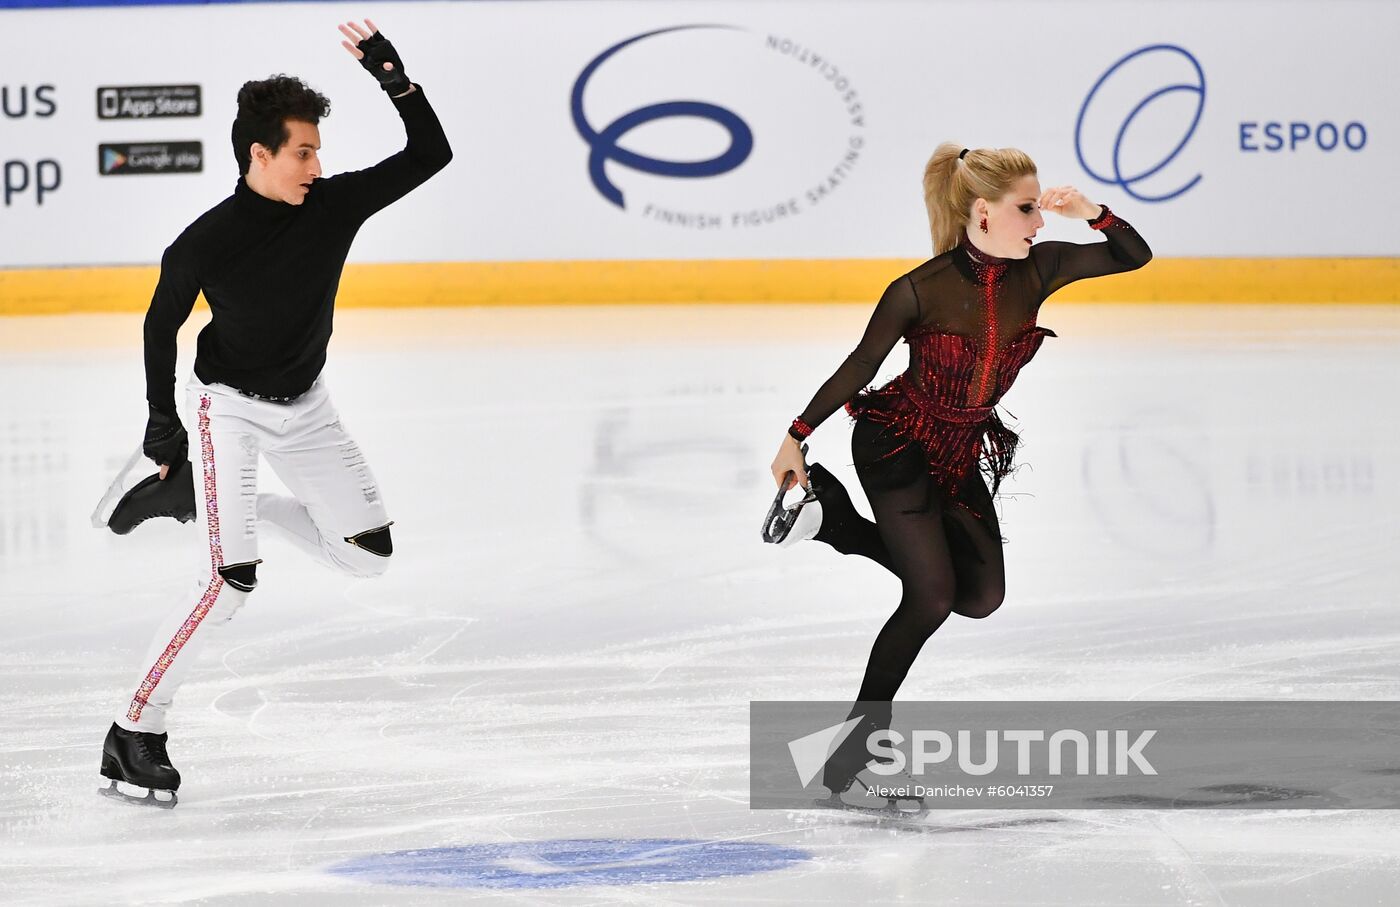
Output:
[818, 705, 924, 816]
[99, 723, 181, 808]
[803, 463, 894, 570]
[805, 463, 853, 542]
[820, 709, 881, 796]
[764, 448, 877, 549]
[762, 459, 849, 548]
[107, 459, 196, 535]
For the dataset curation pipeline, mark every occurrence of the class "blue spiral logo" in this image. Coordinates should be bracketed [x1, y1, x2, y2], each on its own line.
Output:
[1075, 44, 1206, 203]
[571, 26, 756, 209]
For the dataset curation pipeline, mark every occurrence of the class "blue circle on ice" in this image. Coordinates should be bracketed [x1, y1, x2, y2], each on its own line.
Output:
[329, 838, 810, 890]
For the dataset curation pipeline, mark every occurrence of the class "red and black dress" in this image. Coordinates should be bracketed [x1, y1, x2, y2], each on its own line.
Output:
[788, 206, 1152, 730]
[791, 206, 1152, 522]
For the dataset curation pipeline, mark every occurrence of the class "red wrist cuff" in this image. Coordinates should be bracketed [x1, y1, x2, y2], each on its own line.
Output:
[789, 417, 814, 441]
[1087, 205, 1119, 230]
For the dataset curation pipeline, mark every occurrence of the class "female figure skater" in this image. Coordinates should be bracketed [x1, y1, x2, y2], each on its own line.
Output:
[769, 143, 1152, 805]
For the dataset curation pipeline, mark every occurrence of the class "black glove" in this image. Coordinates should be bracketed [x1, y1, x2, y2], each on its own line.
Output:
[356, 32, 412, 95]
[143, 403, 189, 469]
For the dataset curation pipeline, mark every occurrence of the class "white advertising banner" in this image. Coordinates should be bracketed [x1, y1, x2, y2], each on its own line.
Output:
[1, 0, 1396, 268]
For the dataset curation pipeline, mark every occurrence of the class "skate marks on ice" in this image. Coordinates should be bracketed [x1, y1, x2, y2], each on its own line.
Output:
[791, 804, 1066, 835]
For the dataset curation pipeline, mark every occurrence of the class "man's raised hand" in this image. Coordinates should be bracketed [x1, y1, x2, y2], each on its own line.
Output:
[339, 20, 413, 96]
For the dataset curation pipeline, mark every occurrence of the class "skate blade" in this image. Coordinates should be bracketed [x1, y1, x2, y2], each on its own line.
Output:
[99, 777, 178, 809]
[814, 793, 928, 819]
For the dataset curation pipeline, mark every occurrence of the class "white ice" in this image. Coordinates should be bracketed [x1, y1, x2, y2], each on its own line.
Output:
[1, 303, 1398, 905]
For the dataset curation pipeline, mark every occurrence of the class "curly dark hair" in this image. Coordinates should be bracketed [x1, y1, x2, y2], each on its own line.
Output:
[230, 75, 332, 176]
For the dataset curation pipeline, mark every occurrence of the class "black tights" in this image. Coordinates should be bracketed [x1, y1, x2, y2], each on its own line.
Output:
[822, 418, 1007, 702]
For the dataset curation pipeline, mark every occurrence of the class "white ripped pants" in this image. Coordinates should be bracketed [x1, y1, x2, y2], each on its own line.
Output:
[116, 375, 392, 733]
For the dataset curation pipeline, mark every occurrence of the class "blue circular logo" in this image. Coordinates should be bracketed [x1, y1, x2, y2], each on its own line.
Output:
[328, 838, 811, 890]
[571, 26, 756, 209]
[1075, 44, 1206, 202]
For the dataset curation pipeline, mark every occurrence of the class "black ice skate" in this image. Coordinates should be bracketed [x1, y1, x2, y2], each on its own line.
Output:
[106, 459, 196, 535]
[762, 444, 820, 544]
[818, 765, 927, 817]
[817, 750, 929, 817]
[816, 710, 925, 817]
[99, 723, 181, 808]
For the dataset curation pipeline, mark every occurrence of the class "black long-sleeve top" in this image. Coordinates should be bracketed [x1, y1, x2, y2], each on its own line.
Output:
[796, 208, 1153, 429]
[142, 85, 453, 414]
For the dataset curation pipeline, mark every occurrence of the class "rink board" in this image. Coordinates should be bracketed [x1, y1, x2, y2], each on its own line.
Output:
[3, 256, 1400, 315]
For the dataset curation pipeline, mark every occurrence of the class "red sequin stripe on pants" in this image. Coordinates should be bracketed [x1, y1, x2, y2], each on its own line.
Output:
[125, 394, 225, 723]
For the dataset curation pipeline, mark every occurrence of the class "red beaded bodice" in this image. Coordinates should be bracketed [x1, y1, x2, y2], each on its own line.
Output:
[904, 322, 1058, 410]
[847, 285, 1057, 497]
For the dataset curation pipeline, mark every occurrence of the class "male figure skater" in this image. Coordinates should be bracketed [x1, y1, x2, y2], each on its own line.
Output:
[98, 19, 452, 807]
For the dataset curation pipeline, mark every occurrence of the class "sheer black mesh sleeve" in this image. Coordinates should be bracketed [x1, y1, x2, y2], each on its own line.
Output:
[1031, 209, 1153, 300]
[796, 276, 920, 432]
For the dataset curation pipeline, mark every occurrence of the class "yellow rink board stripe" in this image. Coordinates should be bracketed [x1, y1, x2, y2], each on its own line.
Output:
[1, 257, 1397, 315]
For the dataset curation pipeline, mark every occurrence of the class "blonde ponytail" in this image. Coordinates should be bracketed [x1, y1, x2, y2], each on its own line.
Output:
[923, 142, 1038, 255]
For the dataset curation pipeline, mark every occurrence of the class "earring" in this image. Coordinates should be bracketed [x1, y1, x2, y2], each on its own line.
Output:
[979, 217, 988, 234]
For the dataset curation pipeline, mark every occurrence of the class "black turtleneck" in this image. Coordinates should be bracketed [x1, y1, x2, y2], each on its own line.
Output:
[795, 208, 1152, 431]
[142, 85, 452, 414]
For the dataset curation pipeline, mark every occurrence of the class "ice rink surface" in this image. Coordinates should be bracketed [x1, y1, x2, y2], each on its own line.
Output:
[1, 302, 1398, 905]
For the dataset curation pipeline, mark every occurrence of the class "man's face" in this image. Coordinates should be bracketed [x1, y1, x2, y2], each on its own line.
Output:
[253, 120, 322, 205]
